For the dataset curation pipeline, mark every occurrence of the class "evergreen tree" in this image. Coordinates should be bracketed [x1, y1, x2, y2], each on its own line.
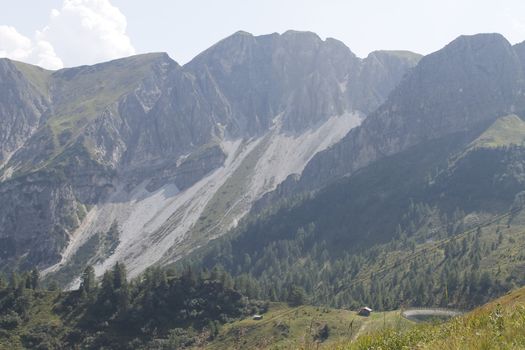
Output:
[113, 262, 129, 314]
[96, 270, 115, 316]
[288, 285, 306, 306]
[113, 262, 127, 289]
[9, 271, 19, 290]
[80, 265, 97, 296]
[0, 273, 7, 290]
[30, 268, 39, 290]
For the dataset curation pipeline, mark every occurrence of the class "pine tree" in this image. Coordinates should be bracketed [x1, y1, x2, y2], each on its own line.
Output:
[288, 285, 306, 306]
[80, 265, 97, 296]
[113, 262, 126, 289]
[97, 269, 115, 314]
[113, 262, 129, 314]
[30, 268, 39, 290]
[48, 280, 60, 291]
[0, 273, 7, 290]
[9, 271, 20, 290]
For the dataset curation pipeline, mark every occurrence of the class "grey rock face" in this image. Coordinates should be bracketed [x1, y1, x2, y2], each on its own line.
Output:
[185, 30, 421, 135]
[348, 50, 422, 114]
[144, 144, 227, 192]
[0, 172, 81, 268]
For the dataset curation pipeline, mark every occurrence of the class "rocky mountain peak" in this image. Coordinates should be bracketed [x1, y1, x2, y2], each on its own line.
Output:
[280, 29, 323, 48]
[447, 32, 512, 51]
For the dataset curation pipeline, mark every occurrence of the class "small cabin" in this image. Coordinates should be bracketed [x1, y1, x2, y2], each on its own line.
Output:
[252, 314, 263, 320]
[357, 307, 372, 317]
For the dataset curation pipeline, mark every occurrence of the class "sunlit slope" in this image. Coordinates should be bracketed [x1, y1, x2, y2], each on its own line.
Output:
[334, 285, 525, 349]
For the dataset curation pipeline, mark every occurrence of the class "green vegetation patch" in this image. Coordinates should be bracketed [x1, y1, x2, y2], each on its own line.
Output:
[0, 266, 259, 349]
[12, 60, 53, 97]
[48, 53, 166, 136]
[205, 303, 413, 350]
[467, 114, 525, 150]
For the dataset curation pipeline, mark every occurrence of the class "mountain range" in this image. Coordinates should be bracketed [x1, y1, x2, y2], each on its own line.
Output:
[2, 30, 525, 296]
[3, 28, 525, 349]
[0, 30, 421, 284]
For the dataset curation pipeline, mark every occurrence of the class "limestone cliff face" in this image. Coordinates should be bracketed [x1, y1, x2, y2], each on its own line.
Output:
[0, 31, 420, 274]
[185, 31, 421, 135]
[0, 172, 81, 268]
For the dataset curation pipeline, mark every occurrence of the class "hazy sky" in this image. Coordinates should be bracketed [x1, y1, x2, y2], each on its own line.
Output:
[1, 0, 525, 69]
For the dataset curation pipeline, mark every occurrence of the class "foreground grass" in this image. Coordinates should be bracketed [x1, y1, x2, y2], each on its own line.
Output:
[332, 287, 525, 350]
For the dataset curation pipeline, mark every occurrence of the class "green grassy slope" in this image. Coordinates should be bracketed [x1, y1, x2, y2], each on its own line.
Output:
[12, 61, 53, 97]
[333, 286, 525, 350]
[6, 53, 173, 177]
[326, 206, 525, 308]
[467, 114, 525, 150]
[48, 53, 168, 136]
[203, 303, 413, 350]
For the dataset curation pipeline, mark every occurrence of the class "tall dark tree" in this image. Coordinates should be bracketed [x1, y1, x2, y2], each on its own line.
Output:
[113, 262, 129, 314]
[80, 265, 97, 296]
[288, 285, 307, 306]
[30, 268, 39, 290]
[113, 262, 127, 290]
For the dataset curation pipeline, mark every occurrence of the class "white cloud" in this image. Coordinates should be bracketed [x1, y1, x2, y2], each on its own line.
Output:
[0, 25, 63, 70]
[0, 0, 135, 69]
[34, 40, 64, 70]
[39, 0, 135, 67]
[0, 25, 32, 60]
